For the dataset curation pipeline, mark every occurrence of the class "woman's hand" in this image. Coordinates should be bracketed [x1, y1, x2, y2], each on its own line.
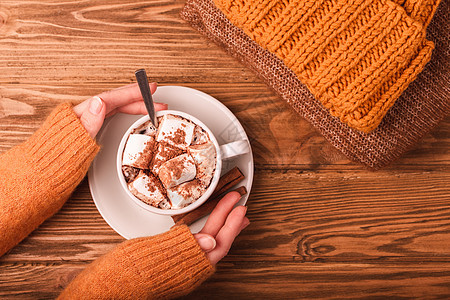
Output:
[75, 84, 248, 265]
[194, 191, 250, 265]
[73, 83, 168, 138]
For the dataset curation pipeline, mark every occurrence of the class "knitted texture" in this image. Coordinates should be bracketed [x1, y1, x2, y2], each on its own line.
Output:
[180, 0, 449, 168]
[0, 103, 99, 257]
[0, 105, 215, 298]
[392, 0, 441, 25]
[59, 225, 214, 299]
[213, 0, 434, 132]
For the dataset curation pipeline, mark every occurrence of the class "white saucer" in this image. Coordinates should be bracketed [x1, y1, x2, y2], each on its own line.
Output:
[88, 86, 254, 239]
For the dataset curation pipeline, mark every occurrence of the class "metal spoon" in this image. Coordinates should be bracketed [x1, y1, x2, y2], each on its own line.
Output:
[135, 69, 158, 128]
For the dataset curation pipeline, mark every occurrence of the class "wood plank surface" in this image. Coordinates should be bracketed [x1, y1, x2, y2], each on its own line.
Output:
[0, 0, 449, 299]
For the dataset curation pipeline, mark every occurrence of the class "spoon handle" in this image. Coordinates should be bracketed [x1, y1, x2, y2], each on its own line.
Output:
[135, 69, 158, 127]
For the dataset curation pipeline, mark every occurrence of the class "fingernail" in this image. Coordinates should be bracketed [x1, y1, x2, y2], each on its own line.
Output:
[242, 206, 248, 215]
[89, 96, 103, 115]
[197, 236, 216, 252]
[239, 217, 250, 232]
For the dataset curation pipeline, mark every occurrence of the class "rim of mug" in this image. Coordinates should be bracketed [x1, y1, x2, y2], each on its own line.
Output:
[116, 110, 223, 216]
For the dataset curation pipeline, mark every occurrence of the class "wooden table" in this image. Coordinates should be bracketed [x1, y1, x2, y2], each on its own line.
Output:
[1, 1, 449, 298]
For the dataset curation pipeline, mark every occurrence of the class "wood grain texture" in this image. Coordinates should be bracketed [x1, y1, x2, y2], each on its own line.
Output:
[0, 0, 449, 299]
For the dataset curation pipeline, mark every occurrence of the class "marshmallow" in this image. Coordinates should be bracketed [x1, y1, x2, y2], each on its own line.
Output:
[188, 141, 216, 187]
[122, 134, 155, 169]
[167, 179, 206, 209]
[158, 154, 196, 189]
[151, 142, 184, 174]
[145, 122, 157, 135]
[122, 165, 140, 183]
[128, 171, 167, 207]
[191, 125, 210, 145]
[158, 198, 171, 209]
[132, 120, 157, 136]
[156, 114, 195, 148]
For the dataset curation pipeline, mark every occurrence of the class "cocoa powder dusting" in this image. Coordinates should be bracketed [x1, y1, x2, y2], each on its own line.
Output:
[144, 172, 157, 193]
[172, 156, 187, 179]
[150, 142, 184, 172]
[177, 179, 204, 200]
[156, 177, 167, 196]
[134, 138, 155, 169]
[164, 128, 186, 147]
[124, 113, 215, 209]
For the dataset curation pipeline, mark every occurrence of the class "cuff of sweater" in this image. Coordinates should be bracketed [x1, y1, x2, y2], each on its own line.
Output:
[120, 225, 215, 298]
[23, 103, 100, 195]
[60, 225, 214, 299]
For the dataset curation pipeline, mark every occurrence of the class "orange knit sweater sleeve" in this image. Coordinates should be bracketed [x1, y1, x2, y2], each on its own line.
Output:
[0, 103, 100, 257]
[59, 225, 215, 299]
[0, 104, 214, 299]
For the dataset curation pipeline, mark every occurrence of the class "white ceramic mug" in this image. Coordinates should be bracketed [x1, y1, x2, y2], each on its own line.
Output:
[117, 110, 250, 216]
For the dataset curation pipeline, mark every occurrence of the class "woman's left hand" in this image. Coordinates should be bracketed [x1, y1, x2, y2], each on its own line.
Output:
[194, 191, 250, 265]
[73, 83, 167, 138]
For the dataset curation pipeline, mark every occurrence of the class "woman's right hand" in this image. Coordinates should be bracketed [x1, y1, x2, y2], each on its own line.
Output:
[73, 83, 167, 138]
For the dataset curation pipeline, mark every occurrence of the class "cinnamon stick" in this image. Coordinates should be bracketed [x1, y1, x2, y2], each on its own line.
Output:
[173, 186, 247, 226]
[172, 166, 245, 225]
[210, 166, 244, 199]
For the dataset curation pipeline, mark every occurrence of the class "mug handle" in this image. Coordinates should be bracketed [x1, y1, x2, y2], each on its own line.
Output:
[219, 140, 250, 160]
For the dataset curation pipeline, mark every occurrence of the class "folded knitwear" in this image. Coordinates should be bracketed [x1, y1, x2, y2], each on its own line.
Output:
[213, 0, 437, 132]
[181, 0, 448, 169]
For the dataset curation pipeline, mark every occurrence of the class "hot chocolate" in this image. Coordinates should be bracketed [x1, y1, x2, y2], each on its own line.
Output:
[121, 114, 217, 209]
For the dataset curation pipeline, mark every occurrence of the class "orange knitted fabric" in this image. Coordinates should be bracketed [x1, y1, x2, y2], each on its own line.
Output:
[392, 0, 441, 25]
[59, 225, 214, 299]
[0, 103, 99, 257]
[0, 104, 214, 298]
[214, 0, 435, 132]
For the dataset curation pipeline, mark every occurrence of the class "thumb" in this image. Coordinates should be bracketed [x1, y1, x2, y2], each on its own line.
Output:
[194, 233, 216, 253]
[79, 96, 106, 138]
